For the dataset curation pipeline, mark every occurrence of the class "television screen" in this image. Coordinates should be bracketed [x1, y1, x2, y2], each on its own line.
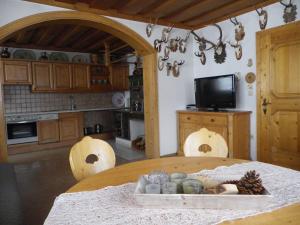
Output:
[194, 74, 236, 110]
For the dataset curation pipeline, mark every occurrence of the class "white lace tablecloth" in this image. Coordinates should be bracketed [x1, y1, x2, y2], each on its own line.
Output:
[44, 161, 300, 225]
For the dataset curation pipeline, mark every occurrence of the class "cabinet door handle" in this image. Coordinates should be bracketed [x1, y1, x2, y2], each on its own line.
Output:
[210, 118, 215, 122]
[187, 117, 190, 120]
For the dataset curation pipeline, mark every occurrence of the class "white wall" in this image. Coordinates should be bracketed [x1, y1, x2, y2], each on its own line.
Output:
[0, 0, 194, 156]
[193, 1, 300, 160]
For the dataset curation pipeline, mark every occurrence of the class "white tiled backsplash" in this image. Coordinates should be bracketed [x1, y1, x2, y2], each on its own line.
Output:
[4, 85, 114, 114]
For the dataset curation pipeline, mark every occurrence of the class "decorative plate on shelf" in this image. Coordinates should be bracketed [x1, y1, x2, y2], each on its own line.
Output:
[72, 55, 88, 63]
[13, 49, 36, 60]
[49, 52, 69, 62]
[112, 92, 125, 108]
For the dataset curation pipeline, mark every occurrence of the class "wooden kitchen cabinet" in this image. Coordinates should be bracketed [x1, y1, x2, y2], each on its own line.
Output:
[37, 119, 60, 144]
[177, 110, 251, 159]
[59, 112, 84, 141]
[53, 63, 72, 90]
[32, 62, 53, 91]
[1, 60, 32, 84]
[110, 64, 129, 91]
[72, 64, 90, 90]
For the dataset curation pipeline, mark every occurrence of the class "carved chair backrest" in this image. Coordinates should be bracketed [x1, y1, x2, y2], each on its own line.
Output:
[183, 128, 228, 157]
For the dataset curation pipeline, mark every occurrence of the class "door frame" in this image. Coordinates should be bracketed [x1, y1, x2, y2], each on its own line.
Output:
[0, 11, 160, 161]
[256, 21, 300, 161]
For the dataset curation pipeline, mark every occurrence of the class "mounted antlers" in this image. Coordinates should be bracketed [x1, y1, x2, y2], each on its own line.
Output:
[192, 24, 227, 64]
[168, 37, 181, 52]
[154, 39, 163, 52]
[280, 0, 297, 23]
[161, 26, 173, 43]
[229, 17, 245, 42]
[227, 41, 242, 60]
[178, 31, 191, 53]
[256, 8, 268, 30]
[194, 51, 206, 65]
[146, 18, 158, 37]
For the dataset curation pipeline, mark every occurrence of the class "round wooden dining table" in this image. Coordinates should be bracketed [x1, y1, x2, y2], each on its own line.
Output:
[67, 157, 300, 225]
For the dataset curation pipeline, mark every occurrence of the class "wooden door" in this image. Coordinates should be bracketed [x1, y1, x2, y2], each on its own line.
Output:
[32, 62, 53, 91]
[257, 22, 300, 170]
[59, 112, 83, 141]
[37, 120, 59, 144]
[72, 64, 90, 90]
[2, 60, 32, 84]
[111, 64, 129, 91]
[53, 63, 72, 90]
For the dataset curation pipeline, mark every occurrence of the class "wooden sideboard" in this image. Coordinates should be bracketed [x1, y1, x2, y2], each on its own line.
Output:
[177, 110, 251, 159]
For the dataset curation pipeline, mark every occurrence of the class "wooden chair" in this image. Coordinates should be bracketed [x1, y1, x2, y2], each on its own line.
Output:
[69, 136, 116, 181]
[183, 128, 228, 157]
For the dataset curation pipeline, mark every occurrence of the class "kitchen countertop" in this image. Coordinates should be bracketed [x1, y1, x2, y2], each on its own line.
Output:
[5, 107, 128, 117]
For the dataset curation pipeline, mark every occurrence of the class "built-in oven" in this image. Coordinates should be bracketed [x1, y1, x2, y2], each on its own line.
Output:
[7, 121, 37, 145]
[6, 113, 58, 145]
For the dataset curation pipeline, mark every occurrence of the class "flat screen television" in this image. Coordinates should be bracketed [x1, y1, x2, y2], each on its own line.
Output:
[194, 74, 236, 110]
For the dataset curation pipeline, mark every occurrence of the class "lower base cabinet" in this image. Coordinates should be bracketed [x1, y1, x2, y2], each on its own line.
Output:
[37, 120, 60, 144]
[59, 112, 84, 141]
[37, 112, 83, 144]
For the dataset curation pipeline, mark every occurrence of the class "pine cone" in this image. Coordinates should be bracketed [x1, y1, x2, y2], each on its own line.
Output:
[237, 170, 265, 195]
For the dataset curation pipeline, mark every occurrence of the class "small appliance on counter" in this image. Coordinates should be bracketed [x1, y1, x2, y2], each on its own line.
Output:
[83, 127, 94, 135]
[94, 124, 103, 134]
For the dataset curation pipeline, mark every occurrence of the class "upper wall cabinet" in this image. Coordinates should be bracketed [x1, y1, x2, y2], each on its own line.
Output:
[1, 59, 128, 93]
[32, 62, 53, 91]
[1, 60, 32, 84]
[72, 64, 90, 90]
[111, 64, 129, 91]
[53, 63, 72, 90]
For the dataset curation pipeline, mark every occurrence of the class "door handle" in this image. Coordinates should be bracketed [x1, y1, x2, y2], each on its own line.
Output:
[262, 98, 271, 115]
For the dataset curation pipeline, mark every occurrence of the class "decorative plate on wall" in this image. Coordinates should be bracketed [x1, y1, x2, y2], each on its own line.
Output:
[13, 49, 36, 60]
[49, 52, 69, 62]
[72, 55, 88, 63]
[112, 92, 125, 108]
[245, 72, 256, 84]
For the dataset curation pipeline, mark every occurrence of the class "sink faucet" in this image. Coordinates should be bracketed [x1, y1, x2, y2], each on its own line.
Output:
[69, 95, 76, 110]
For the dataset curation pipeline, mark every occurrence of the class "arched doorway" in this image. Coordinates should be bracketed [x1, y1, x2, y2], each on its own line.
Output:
[0, 11, 159, 161]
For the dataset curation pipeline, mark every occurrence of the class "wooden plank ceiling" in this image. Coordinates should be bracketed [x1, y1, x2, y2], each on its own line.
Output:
[0, 21, 134, 55]
[27, 0, 278, 29]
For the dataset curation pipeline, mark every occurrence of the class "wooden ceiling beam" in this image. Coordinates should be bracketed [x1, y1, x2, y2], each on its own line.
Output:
[163, 0, 220, 21]
[71, 30, 104, 49]
[185, 0, 278, 28]
[26, 0, 192, 29]
[85, 35, 116, 51]
[36, 26, 56, 45]
[16, 30, 29, 43]
[53, 25, 82, 47]
[139, 0, 173, 15]
[79, 33, 111, 50]
[25, 0, 279, 30]
[119, 0, 152, 15]
[110, 43, 129, 53]
[89, 0, 120, 10]
[144, 0, 179, 17]
[110, 0, 132, 10]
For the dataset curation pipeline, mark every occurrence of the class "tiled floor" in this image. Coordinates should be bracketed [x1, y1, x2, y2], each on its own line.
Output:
[9, 140, 145, 225]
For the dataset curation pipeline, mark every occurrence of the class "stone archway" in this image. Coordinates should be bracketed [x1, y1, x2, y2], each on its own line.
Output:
[0, 11, 159, 161]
